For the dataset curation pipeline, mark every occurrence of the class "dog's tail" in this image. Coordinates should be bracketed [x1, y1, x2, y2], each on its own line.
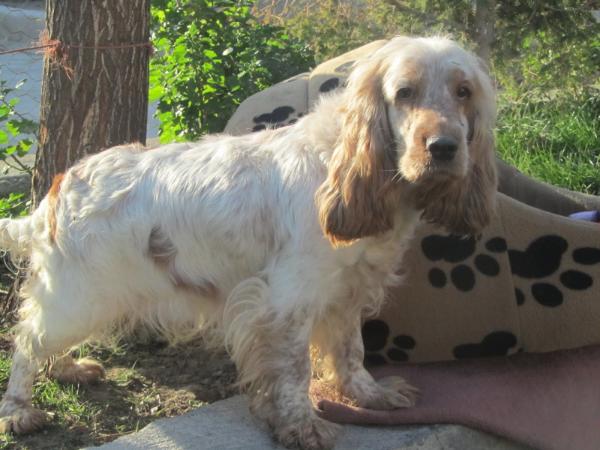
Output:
[0, 215, 33, 258]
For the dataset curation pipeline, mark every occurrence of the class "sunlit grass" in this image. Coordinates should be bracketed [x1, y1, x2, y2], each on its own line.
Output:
[496, 88, 600, 194]
[0, 349, 101, 434]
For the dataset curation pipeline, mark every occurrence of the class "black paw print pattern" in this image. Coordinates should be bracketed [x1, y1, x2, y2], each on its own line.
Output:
[319, 77, 340, 93]
[361, 320, 416, 366]
[422, 234, 505, 292]
[453, 331, 518, 359]
[509, 235, 597, 308]
[252, 106, 303, 132]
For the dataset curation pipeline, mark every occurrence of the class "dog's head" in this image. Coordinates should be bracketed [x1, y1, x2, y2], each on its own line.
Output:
[317, 36, 497, 246]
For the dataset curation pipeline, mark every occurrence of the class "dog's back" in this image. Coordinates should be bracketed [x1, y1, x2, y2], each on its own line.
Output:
[1, 127, 331, 340]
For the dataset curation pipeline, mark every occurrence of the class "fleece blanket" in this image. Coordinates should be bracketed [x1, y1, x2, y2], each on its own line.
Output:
[312, 346, 600, 450]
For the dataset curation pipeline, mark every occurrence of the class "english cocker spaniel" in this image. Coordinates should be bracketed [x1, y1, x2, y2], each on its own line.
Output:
[0, 36, 496, 449]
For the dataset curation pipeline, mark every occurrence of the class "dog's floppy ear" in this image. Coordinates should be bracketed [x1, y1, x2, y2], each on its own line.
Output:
[419, 65, 498, 235]
[315, 58, 397, 247]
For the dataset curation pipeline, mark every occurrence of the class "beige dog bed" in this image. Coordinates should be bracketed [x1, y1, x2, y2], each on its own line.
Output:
[224, 41, 600, 364]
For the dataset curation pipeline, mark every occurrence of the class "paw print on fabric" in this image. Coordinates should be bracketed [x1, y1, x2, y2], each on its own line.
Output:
[252, 106, 299, 132]
[422, 234, 505, 292]
[508, 235, 596, 308]
[362, 319, 389, 366]
[386, 335, 416, 363]
[573, 247, 600, 265]
[453, 331, 518, 359]
[361, 320, 416, 366]
[319, 77, 340, 93]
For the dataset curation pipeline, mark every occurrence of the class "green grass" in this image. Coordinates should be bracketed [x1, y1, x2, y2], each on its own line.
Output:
[496, 88, 600, 194]
[0, 337, 218, 450]
[0, 352, 14, 449]
[0, 431, 16, 449]
[0, 348, 101, 449]
[33, 377, 101, 427]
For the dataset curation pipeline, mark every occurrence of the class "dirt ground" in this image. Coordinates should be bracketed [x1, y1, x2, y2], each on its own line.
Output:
[0, 334, 238, 449]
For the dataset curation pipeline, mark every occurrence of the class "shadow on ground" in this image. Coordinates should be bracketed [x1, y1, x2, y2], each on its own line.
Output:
[1, 337, 238, 449]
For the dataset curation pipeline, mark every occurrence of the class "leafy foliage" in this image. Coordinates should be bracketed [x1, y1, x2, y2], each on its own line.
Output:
[259, 0, 401, 64]
[258, 0, 455, 63]
[493, 1, 599, 92]
[0, 72, 36, 174]
[150, 0, 314, 142]
[0, 71, 35, 218]
[262, 0, 599, 91]
[0, 192, 28, 218]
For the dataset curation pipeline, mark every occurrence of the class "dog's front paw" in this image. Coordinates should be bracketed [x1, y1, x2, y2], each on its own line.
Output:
[350, 375, 418, 410]
[365, 375, 418, 409]
[275, 416, 339, 450]
[0, 400, 48, 434]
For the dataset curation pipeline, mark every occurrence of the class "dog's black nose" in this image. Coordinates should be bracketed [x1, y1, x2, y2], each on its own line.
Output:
[427, 137, 458, 162]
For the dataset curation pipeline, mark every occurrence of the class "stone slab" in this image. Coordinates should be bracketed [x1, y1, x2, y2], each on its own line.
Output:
[92, 395, 530, 450]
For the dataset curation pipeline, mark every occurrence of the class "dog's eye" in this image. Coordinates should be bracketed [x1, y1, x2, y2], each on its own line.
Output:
[457, 86, 471, 99]
[396, 87, 413, 100]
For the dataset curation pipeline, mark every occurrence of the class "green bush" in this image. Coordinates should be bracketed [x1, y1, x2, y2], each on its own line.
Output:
[150, 0, 315, 142]
[267, 0, 599, 93]
[263, 0, 405, 64]
[0, 73, 35, 174]
[0, 192, 28, 218]
[0, 72, 34, 218]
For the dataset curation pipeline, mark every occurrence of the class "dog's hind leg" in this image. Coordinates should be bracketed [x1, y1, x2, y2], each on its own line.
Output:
[0, 270, 107, 434]
[0, 350, 104, 434]
[0, 347, 46, 434]
[47, 354, 105, 385]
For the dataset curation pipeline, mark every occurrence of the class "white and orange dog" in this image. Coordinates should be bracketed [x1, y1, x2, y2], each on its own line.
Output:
[0, 36, 496, 449]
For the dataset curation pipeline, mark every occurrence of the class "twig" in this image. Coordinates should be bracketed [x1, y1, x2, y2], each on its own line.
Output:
[9, 154, 32, 174]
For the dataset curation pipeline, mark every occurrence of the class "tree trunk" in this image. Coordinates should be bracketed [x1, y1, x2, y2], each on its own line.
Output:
[2, 0, 151, 324]
[32, 0, 151, 206]
[473, 0, 496, 64]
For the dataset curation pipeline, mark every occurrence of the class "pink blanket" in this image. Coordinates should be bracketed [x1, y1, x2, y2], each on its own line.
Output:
[314, 346, 600, 450]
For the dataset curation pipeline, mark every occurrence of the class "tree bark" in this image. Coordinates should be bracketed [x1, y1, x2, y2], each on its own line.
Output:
[32, 0, 151, 206]
[473, 0, 496, 64]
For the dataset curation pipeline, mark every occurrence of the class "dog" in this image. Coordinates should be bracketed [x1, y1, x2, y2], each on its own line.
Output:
[0, 36, 496, 449]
